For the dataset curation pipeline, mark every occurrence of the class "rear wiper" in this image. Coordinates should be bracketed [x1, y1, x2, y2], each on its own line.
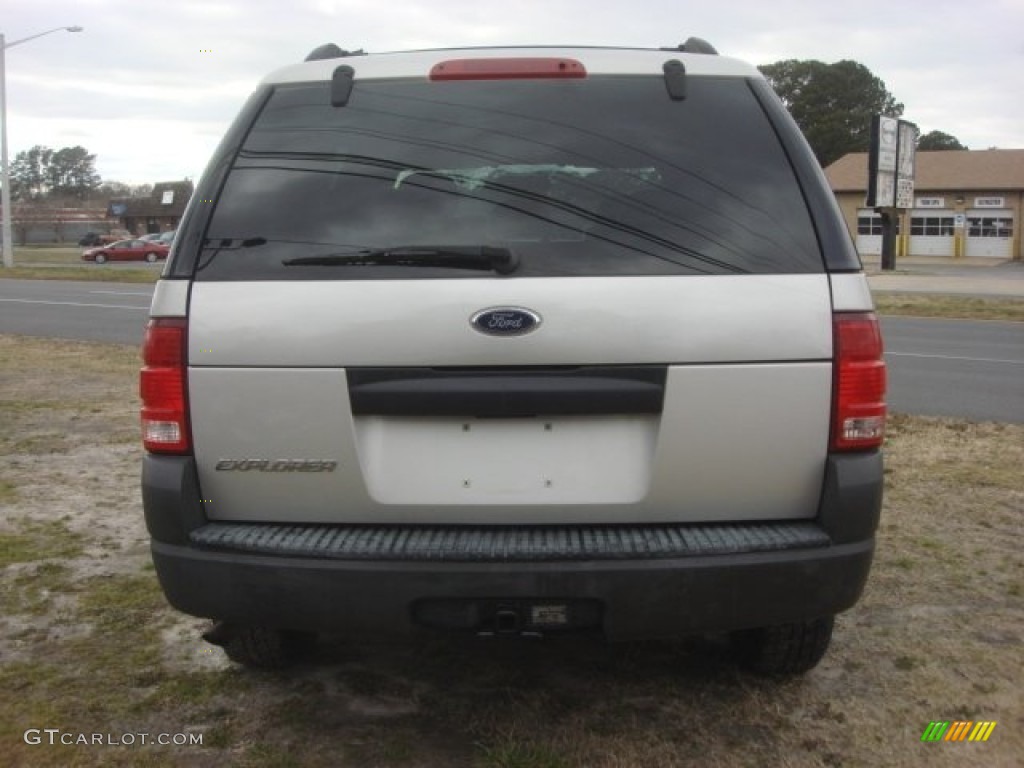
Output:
[283, 245, 519, 274]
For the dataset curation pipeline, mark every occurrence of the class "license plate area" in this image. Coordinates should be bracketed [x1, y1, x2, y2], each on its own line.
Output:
[353, 415, 658, 505]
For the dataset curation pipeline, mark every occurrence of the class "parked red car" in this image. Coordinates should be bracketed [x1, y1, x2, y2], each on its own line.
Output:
[82, 239, 170, 264]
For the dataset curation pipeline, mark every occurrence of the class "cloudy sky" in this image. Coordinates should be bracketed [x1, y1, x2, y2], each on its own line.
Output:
[4, 0, 1023, 185]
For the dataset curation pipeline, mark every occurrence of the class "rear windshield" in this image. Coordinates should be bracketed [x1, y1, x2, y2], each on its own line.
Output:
[198, 75, 822, 279]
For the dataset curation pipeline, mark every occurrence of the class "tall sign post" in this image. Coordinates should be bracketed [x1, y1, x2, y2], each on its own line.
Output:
[867, 115, 917, 271]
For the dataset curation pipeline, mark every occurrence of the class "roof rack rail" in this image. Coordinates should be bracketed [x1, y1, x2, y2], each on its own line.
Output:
[305, 43, 366, 62]
[660, 37, 718, 55]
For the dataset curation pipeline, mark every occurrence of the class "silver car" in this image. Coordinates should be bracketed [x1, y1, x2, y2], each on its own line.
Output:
[141, 40, 886, 673]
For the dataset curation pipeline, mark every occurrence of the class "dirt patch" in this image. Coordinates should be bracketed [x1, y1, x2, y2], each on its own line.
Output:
[1, 334, 1021, 767]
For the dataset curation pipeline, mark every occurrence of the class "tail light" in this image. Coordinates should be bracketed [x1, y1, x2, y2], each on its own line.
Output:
[140, 317, 191, 454]
[831, 312, 887, 451]
[429, 58, 587, 81]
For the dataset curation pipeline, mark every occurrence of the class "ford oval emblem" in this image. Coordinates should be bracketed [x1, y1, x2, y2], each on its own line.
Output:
[470, 307, 542, 336]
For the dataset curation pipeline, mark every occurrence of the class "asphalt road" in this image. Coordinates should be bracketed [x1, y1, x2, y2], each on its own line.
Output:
[1, 279, 1021, 423]
[881, 316, 1023, 423]
[0, 279, 151, 345]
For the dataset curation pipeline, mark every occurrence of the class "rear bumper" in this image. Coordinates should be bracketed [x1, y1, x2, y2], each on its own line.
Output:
[152, 537, 873, 639]
[143, 451, 882, 640]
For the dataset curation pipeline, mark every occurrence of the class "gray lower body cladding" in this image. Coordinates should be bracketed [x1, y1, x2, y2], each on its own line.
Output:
[143, 452, 882, 639]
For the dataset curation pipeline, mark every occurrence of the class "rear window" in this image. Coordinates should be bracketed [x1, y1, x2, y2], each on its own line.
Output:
[198, 75, 822, 280]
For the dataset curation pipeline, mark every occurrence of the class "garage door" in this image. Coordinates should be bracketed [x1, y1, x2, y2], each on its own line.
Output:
[909, 213, 955, 257]
[855, 210, 882, 255]
[965, 210, 1014, 258]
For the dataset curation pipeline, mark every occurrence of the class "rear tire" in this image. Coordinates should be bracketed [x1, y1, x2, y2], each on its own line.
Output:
[731, 616, 834, 676]
[145, 252, 158, 263]
[204, 623, 314, 669]
[223, 626, 288, 668]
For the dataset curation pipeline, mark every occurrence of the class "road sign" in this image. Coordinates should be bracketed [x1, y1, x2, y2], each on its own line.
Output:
[867, 116, 917, 211]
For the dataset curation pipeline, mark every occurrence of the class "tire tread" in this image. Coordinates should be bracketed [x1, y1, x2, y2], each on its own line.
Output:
[733, 616, 834, 676]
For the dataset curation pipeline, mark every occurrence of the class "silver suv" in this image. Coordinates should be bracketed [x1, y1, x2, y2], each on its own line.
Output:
[141, 40, 886, 674]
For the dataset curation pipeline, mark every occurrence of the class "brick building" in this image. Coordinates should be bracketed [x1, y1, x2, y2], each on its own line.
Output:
[108, 180, 193, 236]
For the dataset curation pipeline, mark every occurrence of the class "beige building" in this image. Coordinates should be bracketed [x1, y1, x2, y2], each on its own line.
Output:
[824, 149, 1023, 260]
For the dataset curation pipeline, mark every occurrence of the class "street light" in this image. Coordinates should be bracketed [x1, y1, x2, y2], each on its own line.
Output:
[1, 25, 83, 268]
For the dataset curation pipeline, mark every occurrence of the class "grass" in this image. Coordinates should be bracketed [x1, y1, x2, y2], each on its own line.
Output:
[0, 333, 1021, 767]
[0, 266, 160, 283]
[0, 478, 17, 503]
[0, 571, 178, 757]
[10, 246, 86, 266]
[4, 562, 72, 618]
[0, 335, 139, 373]
[873, 292, 1024, 322]
[478, 739, 572, 768]
[0, 518, 84, 568]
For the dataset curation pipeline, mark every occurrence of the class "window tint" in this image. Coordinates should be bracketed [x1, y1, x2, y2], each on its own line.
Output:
[200, 76, 822, 279]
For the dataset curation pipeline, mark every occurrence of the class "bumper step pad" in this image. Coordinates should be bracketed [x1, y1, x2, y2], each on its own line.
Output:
[190, 521, 830, 562]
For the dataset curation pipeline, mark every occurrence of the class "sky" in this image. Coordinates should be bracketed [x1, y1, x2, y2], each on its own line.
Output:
[3, 0, 1023, 185]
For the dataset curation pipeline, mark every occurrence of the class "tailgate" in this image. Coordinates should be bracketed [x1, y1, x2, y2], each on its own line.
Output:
[188, 274, 832, 524]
